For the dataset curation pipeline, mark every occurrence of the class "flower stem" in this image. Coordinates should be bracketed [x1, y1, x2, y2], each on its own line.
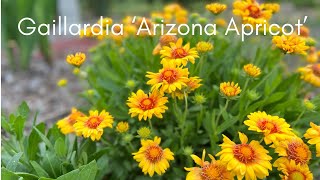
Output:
[216, 99, 230, 126]
[148, 119, 153, 131]
[292, 110, 305, 127]
[180, 91, 189, 147]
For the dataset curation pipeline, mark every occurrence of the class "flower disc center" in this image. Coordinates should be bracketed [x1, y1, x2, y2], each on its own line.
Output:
[140, 98, 155, 110]
[233, 144, 256, 164]
[172, 48, 187, 58]
[146, 145, 163, 163]
[86, 116, 102, 129]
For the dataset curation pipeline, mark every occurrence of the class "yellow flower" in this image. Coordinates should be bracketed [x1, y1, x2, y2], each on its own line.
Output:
[137, 127, 151, 139]
[97, 17, 113, 28]
[196, 41, 213, 53]
[146, 62, 189, 94]
[185, 149, 233, 180]
[127, 89, 168, 121]
[220, 82, 241, 97]
[261, 3, 280, 14]
[57, 78, 67, 87]
[304, 122, 320, 157]
[272, 35, 309, 55]
[243, 64, 261, 78]
[244, 111, 295, 145]
[171, 76, 202, 100]
[214, 18, 227, 27]
[274, 137, 311, 167]
[233, 0, 272, 25]
[66, 52, 86, 67]
[277, 159, 313, 180]
[160, 38, 199, 67]
[57, 108, 85, 135]
[306, 47, 318, 63]
[132, 136, 174, 177]
[116, 121, 129, 133]
[216, 132, 272, 180]
[74, 110, 113, 141]
[298, 64, 320, 87]
[206, 3, 227, 15]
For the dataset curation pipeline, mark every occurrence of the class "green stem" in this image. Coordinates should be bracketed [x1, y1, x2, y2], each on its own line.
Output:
[216, 99, 230, 126]
[292, 110, 305, 126]
[148, 119, 153, 131]
[180, 91, 189, 147]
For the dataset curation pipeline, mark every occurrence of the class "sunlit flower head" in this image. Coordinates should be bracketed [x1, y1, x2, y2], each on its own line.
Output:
[137, 127, 151, 139]
[57, 108, 85, 135]
[66, 52, 86, 67]
[274, 137, 311, 166]
[132, 136, 174, 177]
[298, 64, 320, 87]
[146, 62, 189, 94]
[57, 78, 68, 87]
[171, 76, 202, 99]
[74, 110, 114, 141]
[233, 0, 273, 25]
[196, 41, 213, 53]
[277, 158, 313, 180]
[216, 132, 272, 180]
[185, 149, 233, 180]
[220, 82, 241, 97]
[244, 111, 295, 145]
[127, 89, 168, 121]
[116, 121, 129, 133]
[243, 64, 261, 78]
[304, 122, 320, 157]
[206, 3, 227, 15]
[261, 3, 280, 14]
[160, 38, 199, 66]
[272, 35, 309, 55]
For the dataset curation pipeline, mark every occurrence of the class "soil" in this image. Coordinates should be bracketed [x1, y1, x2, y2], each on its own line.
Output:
[1, 37, 98, 127]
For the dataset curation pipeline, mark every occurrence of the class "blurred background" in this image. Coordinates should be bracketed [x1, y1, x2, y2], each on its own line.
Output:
[1, 0, 320, 124]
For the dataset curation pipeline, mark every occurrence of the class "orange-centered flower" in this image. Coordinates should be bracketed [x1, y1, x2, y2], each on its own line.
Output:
[244, 111, 295, 145]
[66, 52, 86, 67]
[57, 108, 85, 135]
[73, 110, 113, 141]
[220, 82, 241, 97]
[146, 62, 189, 94]
[233, 0, 273, 25]
[243, 64, 261, 78]
[160, 38, 199, 67]
[298, 63, 320, 87]
[304, 122, 320, 157]
[216, 132, 272, 180]
[132, 136, 174, 177]
[272, 35, 309, 55]
[185, 149, 233, 180]
[277, 158, 313, 180]
[274, 137, 311, 168]
[127, 89, 168, 121]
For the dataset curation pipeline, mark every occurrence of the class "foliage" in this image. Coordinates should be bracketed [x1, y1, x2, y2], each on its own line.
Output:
[2, 0, 56, 70]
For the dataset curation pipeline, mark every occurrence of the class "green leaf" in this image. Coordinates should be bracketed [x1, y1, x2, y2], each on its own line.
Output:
[27, 123, 46, 161]
[1, 167, 20, 180]
[56, 160, 98, 180]
[13, 116, 25, 140]
[15, 172, 39, 180]
[6, 152, 23, 171]
[33, 127, 54, 150]
[17, 101, 30, 119]
[217, 117, 238, 134]
[1, 115, 12, 132]
[30, 161, 49, 178]
[54, 137, 67, 157]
